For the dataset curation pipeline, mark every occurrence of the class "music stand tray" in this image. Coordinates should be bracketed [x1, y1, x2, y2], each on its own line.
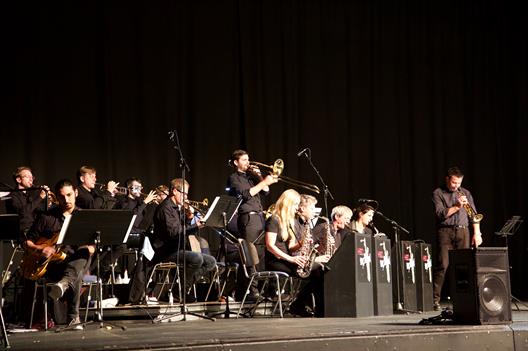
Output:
[58, 210, 136, 331]
[203, 195, 242, 230]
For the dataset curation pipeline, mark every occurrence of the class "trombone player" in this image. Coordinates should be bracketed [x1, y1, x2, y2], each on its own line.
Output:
[226, 149, 278, 301]
[432, 166, 483, 311]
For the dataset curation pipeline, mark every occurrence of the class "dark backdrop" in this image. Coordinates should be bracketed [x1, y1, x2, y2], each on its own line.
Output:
[2, 1, 527, 296]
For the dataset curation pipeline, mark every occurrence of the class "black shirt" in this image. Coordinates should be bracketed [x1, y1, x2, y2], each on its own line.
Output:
[432, 186, 476, 227]
[226, 171, 267, 214]
[152, 197, 199, 259]
[114, 195, 148, 232]
[312, 221, 345, 253]
[265, 215, 290, 262]
[5, 189, 46, 232]
[76, 186, 116, 210]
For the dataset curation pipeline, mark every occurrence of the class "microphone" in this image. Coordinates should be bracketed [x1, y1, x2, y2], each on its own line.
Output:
[296, 148, 309, 157]
[358, 198, 377, 203]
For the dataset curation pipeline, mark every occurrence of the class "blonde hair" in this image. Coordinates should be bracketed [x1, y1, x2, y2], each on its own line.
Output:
[271, 189, 301, 242]
[331, 205, 353, 221]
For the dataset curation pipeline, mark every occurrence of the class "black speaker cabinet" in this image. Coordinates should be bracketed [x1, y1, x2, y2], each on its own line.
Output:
[324, 233, 374, 317]
[392, 240, 418, 311]
[372, 235, 393, 315]
[449, 247, 512, 324]
[415, 242, 434, 312]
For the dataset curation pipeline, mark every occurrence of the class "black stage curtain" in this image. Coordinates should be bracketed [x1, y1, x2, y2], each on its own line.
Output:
[2, 1, 527, 296]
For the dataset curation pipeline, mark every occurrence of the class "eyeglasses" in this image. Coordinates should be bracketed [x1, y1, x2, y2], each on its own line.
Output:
[176, 189, 188, 196]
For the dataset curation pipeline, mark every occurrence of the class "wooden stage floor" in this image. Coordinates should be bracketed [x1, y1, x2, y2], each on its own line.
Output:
[4, 302, 528, 351]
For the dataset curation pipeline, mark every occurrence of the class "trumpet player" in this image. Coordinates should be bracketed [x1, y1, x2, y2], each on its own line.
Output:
[114, 178, 157, 231]
[227, 149, 278, 300]
[75, 165, 118, 209]
[5, 166, 51, 234]
[432, 166, 483, 311]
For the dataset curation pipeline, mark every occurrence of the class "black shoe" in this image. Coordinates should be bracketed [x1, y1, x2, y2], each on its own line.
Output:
[288, 305, 315, 317]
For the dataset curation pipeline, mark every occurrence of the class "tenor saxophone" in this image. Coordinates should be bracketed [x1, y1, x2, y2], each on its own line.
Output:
[296, 222, 318, 278]
[319, 216, 336, 257]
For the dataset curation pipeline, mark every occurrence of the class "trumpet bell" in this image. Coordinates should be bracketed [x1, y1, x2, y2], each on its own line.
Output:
[272, 159, 284, 176]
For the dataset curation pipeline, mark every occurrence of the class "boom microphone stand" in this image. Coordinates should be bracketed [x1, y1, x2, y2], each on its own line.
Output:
[375, 210, 419, 314]
[298, 148, 334, 218]
[156, 129, 214, 322]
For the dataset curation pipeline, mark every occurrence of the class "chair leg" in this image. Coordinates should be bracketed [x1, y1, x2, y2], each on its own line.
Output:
[43, 283, 48, 331]
[84, 283, 94, 323]
[236, 275, 256, 318]
[29, 281, 37, 328]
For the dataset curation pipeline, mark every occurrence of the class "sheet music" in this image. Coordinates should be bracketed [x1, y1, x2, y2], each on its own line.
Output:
[202, 196, 220, 223]
[57, 214, 72, 245]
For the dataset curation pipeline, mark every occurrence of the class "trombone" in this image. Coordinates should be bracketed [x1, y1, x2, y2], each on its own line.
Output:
[185, 198, 209, 216]
[249, 159, 320, 194]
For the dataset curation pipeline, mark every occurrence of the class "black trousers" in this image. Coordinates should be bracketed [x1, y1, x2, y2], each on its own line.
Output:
[432, 226, 470, 303]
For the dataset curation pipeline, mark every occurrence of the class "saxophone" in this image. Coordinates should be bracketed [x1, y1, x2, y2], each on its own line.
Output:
[296, 222, 319, 278]
[318, 216, 336, 257]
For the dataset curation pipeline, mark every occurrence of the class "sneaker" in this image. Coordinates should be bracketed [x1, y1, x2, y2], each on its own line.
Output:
[48, 281, 67, 300]
[433, 302, 442, 311]
[288, 305, 315, 317]
[67, 317, 83, 331]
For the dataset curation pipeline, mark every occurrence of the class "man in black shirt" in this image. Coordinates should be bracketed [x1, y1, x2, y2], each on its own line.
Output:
[432, 166, 483, 310]
[114, 177, 156, 233]
[75, 165, 118, 210]
[152, 178, 216, 302]
[5, 166, 50, 235]
[25, 179, 94, 329]
[226, 150, 278, 299]
[312, 205, 352, 259]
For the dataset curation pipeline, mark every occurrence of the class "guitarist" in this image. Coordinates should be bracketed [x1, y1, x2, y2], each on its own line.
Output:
[24, 179, 94, 329]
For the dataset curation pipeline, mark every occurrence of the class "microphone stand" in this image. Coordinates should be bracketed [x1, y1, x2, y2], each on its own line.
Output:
[375, 211, 419, 314]
[156, 129, 214, 322]
[300, 149, 334, 218]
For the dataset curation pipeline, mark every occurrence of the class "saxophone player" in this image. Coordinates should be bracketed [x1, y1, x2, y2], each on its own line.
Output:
[432, 166, 483, 311]
[312, 205, 353, 262]
[264, 189, 323, 317]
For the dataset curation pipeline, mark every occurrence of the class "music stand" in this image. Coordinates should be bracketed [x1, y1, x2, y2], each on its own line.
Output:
[494, 216, 524, 310]
[203, 195, 241, 318]
[57, 210, 136, 331]
[0, 214, 19, 348]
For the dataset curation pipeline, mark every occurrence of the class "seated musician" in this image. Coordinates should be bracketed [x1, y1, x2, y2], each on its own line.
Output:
[312, 205, 353, 262]
[24, 179, 94, 329]
[75, 165, 118, 210]
[152, 178, 216, 302]
[264, 189, 323, 317]
[348, 203, 376, 235]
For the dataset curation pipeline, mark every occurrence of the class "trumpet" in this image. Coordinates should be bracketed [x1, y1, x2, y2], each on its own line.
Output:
[249, 159, 320, 194]
[185, 198, 209, 215]
[95, 182, 129, 195]
[457, 189, 483, 223]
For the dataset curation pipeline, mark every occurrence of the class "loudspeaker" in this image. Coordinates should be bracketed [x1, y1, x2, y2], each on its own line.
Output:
[392, 240, 418, 311]
[372, 235, 393, 315]
[449, 247, 512, 324]
[415, 242, 434, 312]
[324, 233, 374, 317]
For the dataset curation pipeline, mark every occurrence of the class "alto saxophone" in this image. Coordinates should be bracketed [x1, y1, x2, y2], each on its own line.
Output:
[296, 222, 319, 278]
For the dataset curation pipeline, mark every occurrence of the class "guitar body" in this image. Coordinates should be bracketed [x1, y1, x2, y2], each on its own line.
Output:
[20, 233, 67, 280]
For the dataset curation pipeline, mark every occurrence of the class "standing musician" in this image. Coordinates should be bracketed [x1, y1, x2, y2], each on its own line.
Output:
[312, 205, 353, 262]
[152, 178, 216, 302]
[432, 166, 483, 311]
[75, 165, 118, 210]
[226, 149, 278, 300]
[265, 189, 323, 317]
[24, 179, 94, 329]
[5, 166, 51, 234]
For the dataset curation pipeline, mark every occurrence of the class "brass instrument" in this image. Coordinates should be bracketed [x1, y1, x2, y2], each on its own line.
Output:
[95, 182, 129, 195]
[296, 222, 319, 278]
[185, 198, 209, 216]
[457, 189, 483, 223]
[318, 216, 336, 257]
[249, 159, 320, 194]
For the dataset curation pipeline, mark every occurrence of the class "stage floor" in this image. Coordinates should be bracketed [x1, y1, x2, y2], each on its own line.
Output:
[5, 303, 528, 351]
